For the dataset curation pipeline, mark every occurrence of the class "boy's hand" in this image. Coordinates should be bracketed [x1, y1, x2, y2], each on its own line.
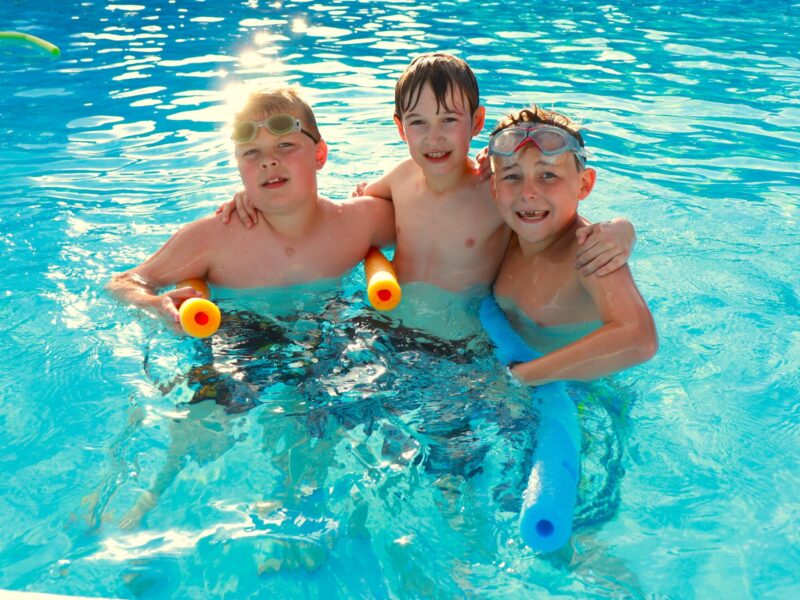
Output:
[215, 191, 258, 228]
[156, 287, 203, 332]
[575, 218, 636, 276]
[473, 147, 491, 182]
[352, 181, 368, 197]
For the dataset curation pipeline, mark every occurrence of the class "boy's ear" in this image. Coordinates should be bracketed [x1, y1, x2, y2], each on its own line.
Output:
[315, 139, 328, 170]
[578, 167, 597, 200]
[471, 106, 486, 136]
[393, 115, 408, 142]
[489, 174, 497, 199]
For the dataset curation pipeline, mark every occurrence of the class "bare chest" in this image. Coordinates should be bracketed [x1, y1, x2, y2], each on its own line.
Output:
[494, 254, 598, 326]
[208, 229, 365, 288]
[394, 186, 504, 252]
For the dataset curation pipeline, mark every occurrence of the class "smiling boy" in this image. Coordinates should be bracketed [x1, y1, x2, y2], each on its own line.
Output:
[223, 54, 636, 292]
[489, 106, 658, 385]
[107, 87, 394, 326]
[361, 53, 636, 290]
[364, 52, 509, 290]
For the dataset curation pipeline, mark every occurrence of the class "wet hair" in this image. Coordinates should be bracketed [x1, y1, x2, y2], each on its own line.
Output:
[234, 87, 321, 142]
[394, 52, 480, 118]
[491, 105, 586, 169]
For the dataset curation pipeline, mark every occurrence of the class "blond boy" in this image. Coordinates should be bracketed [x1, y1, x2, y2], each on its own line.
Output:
[108, 87, 394, 325]
[488, 106, 657, 385]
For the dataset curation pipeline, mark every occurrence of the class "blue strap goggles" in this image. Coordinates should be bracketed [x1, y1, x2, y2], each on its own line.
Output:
[489, 124, 587, 167]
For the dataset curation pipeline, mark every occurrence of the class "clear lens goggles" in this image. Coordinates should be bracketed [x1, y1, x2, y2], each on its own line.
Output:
[489, 124, 587, 167]
[232, 113, 318, 144]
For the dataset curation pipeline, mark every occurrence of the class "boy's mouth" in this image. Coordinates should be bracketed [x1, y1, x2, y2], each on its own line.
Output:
[516, 210, 549, 223]
[424, 151, 451, 162]
[262, 177, 288, 188]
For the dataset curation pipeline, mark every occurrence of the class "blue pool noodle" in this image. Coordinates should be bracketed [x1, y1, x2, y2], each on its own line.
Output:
[479, 295, 581, 553]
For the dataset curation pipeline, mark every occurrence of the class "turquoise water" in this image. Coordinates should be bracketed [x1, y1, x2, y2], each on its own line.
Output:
[1, 1, 799, 598]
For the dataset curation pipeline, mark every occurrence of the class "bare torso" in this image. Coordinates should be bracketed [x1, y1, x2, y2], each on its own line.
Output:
[388, 160, 509, 291]
[493, 218, 600, 327]
[135, 195, 393, 289]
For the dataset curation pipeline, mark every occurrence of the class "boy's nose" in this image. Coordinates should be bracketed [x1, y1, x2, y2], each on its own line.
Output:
[428, 125, 445, 142]
[260, 155, 279, 168]
[522, 181, 539, 200]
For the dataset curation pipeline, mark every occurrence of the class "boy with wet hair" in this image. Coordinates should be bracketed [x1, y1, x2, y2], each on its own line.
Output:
[108, 86, 395, 327]
[375, 52, 507, 290]
[488, 105, 658, 385]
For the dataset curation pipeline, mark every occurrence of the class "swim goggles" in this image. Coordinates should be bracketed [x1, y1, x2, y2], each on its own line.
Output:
[231, 113, 318, 144]
[489, 124, 587, 167]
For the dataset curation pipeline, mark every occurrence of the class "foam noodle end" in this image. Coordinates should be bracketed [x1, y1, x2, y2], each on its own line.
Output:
[179, 298, 221, 338]
[367, 275, 402, 311]
[363, 248, 402, 311]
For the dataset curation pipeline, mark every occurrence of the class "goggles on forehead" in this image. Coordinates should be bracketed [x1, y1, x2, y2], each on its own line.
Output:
[489, 124, 587, 167]
[231, 113, 318, 144]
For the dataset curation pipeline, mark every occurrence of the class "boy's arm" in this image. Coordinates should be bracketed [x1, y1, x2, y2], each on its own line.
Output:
[106, 219, 214, 326]
[364, 196, 396, 247]
[345, 195, 396, 248]
[357, 166, 396, 201]
[575, 217, 636, 276]
[510, 267, 657, 386]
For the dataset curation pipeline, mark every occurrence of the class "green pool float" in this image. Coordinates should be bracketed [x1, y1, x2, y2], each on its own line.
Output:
[0, 31, 60, 56]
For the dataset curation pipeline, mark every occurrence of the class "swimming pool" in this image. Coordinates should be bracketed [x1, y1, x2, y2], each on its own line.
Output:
[1, 0, 798, 598]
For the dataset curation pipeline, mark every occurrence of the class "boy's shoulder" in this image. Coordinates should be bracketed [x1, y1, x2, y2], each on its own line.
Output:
[172, 212, 256, 255]
[385, 157, 419, 180]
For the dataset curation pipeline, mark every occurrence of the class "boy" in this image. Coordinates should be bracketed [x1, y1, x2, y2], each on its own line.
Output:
[107, 87, 395, 325]
[222, 53, 635, 290]
[104, 88, 394, 549]
[488, 105, 658, 385]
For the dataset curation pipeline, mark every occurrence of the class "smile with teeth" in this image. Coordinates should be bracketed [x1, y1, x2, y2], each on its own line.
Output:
[516, 209, 549, 221]
[262, 177, 287, 187]
[424, 151, 450, 160]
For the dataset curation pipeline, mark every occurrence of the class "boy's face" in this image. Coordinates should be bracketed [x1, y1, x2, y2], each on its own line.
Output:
[490, 145, 596, 244]
[394, 84, 484, 175]
[234, 114, 327, 213]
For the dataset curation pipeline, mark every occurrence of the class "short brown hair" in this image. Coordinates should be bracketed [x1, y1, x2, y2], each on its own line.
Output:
[394, 53, 480, 118]
[235, 87, 321, 142]
[491, 105, 586, 169]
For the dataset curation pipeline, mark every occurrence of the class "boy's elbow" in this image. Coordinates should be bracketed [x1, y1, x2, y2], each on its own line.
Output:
[106, 270, 153, 302]
[630, 312, 658, 364]
[634, 334, 658, 365]
[105, 272, 126, 296]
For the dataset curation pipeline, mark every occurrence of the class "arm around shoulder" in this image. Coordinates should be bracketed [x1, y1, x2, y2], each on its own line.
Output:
[365, 196, 396, 248]
[575, 217, 637, 276]
[361, 159, 415, 201]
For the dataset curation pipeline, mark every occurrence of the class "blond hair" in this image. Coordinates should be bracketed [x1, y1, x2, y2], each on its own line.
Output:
[235, 87, 321, 142]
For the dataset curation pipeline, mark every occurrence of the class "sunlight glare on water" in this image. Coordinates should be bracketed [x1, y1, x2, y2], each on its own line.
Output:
[0, 0, 799, 598]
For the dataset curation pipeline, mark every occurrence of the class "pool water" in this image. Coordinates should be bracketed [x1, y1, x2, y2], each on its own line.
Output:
[1, 1, 799, 598]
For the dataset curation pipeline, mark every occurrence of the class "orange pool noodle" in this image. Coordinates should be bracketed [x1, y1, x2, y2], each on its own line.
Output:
[176, 279, 218, 337]
[179, 298, 221, 338]
[177, 278, 211, 300]
[364, 247, 402, 311]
